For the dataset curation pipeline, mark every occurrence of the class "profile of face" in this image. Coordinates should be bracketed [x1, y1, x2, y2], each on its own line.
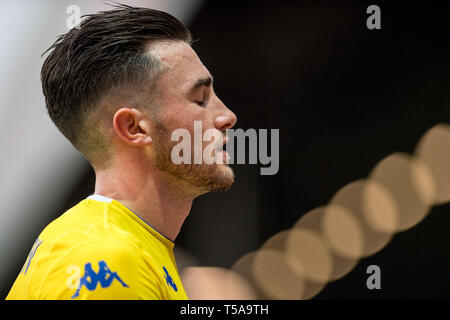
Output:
[148, 41, 237, 195]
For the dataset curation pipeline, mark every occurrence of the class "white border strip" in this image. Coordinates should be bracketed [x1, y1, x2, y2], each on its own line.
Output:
[87, 194, 114, 203]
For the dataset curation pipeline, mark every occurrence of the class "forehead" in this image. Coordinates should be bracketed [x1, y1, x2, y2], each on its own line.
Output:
[148, 41, 212, 91]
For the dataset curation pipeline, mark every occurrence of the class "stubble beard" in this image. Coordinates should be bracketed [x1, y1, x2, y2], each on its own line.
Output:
[153, 124, 235, 195]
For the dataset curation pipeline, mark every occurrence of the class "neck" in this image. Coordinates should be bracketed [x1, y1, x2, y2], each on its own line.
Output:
[93, 157, 194, 242]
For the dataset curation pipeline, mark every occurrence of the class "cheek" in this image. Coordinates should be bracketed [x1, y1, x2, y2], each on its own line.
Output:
[165, 103, 207, 133]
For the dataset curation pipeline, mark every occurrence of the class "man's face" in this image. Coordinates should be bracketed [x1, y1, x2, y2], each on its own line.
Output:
[148, 41, 237, 195]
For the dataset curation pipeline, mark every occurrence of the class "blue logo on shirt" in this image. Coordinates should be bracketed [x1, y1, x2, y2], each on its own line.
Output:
[163, 266, 177, 292]
[71, 260, 129, 299]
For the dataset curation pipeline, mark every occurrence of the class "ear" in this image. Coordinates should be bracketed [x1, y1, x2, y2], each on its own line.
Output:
[112, 108, 152, 147]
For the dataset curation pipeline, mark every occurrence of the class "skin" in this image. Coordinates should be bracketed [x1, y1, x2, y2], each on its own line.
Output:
[93, 41, 237, 241]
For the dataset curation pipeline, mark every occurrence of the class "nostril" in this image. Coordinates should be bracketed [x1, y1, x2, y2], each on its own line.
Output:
[215, 115, 234, 131]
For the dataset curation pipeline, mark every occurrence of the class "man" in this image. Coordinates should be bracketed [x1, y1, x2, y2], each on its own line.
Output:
[7, 4, 236, 300]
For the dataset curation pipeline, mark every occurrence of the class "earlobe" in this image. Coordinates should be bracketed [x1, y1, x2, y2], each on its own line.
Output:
[140, 135, 152, 145]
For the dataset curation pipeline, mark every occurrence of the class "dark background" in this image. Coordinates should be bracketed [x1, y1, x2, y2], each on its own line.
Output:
[2, 0, 450, 299]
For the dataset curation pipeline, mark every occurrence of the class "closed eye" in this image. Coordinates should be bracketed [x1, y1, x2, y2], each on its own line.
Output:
[191, 76, 213, 108]
[196, 100, 207, 107]
[195, 90, 210, 107]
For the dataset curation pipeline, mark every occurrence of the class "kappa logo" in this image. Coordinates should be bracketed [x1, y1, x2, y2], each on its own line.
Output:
[71, 260, 129, 299]
[163, 266, 178, 292]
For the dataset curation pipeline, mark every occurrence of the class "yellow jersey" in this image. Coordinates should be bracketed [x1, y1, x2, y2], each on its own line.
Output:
[6, 194, 189, 300]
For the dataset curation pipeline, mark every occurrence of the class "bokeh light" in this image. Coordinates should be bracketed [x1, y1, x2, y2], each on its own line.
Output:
[415, 124, 450, 205]
[294, 207, 359, 281]
[328, 181, 394, 258]
[181, 266, 257, 300]
[182, 124, 450, 300]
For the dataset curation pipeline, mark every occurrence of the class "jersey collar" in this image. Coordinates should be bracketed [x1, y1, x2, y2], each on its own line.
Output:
[86, 194, 175, 248]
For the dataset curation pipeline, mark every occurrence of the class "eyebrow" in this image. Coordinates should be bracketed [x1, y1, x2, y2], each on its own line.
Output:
[192, 76, 213, 90]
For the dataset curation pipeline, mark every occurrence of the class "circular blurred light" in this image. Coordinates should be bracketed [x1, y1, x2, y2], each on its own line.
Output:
[370, 153, 433, 232]
[321, 203, 365, 259]
[252, 249, 305, 300]
[328, 180, 394, 258]
[180, 123, 450, 301]
[260, 229, 290, 251]
[410, 157, 436, 207]
[361, 179, 399, 234]
[231, 251, 264, 299]
[415, 124, 450, 205]
[294, 207, 325, 229]
[181, 266, 257, 300]
[285, 227, 332, 283]
[294, 207, 359, 281]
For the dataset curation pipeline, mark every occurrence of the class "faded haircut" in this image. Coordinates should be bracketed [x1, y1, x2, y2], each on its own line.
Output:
[41, 4, 192, 168]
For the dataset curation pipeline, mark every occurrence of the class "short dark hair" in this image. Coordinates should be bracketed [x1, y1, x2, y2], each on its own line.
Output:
[41, 4, 192, 168]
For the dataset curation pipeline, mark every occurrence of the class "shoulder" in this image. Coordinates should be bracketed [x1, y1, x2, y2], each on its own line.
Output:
[37, 199, 144, 257]
[28, 200, 165, 299]
[60, 238, 145, 267]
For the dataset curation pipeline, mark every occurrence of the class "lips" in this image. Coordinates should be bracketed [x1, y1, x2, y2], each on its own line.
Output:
[222, 136, 229, 152]
[215, 135, 229, 153]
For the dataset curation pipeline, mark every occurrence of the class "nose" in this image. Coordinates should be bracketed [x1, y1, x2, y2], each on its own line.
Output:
[214, 99, 237, 132]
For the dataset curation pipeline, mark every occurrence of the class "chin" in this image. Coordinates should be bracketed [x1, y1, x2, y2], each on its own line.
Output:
[155, 149, 235, 194]
[197, 163, 235, 193]
[216, 165, 235, 190]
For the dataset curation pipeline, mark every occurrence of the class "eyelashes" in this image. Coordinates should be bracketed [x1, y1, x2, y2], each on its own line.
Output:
[196, 100, 207, 107]
[195, 93, 210, 107]
[194, 87, 217, 107]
